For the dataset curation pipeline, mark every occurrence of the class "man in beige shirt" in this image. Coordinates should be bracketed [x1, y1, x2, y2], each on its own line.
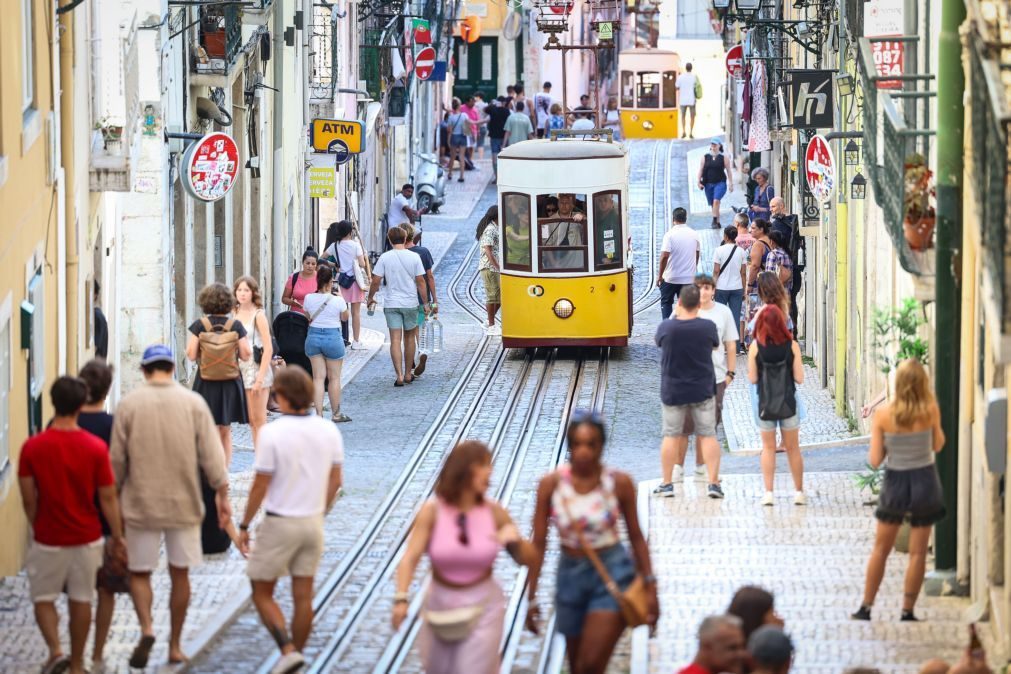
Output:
[110, 344, 231, 668]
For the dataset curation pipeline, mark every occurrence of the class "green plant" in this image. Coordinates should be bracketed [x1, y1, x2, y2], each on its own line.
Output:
[903, 153, 935, 222]
[872, 297, 929, 379]
[853, 463, 884, 497]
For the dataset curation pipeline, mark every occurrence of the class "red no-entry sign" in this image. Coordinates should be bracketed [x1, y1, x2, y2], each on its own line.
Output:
[415, 46, 436, 81]
[725, 44, 744, 79]
[805, 134, 836, 203]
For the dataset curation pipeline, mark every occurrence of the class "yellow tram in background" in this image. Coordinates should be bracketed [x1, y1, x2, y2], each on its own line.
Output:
[617, 48, 683, 139]
[496, 136, 631, 348]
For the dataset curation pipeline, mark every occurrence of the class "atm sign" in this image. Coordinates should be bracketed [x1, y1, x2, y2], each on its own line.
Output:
[310, 119, 365, 154]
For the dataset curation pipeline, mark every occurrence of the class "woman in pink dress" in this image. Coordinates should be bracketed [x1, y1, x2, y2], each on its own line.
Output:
[323, 220, 369, 349]
[392, 441, 532, 673]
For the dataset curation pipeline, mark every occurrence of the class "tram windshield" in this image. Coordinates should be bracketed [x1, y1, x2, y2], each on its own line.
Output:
[592, 191, 622, 270]
[662, 71, 677, 107]
[636, 72, 661, 108]
[620, 71, 634, 107]
[502, 193, 532, 271]
[537, 193, 587, 272]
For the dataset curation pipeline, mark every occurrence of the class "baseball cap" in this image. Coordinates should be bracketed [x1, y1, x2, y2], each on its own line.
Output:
[711, 137, 722, 146]
[747, 626, 794, 667]
[140, 344, 174, 366]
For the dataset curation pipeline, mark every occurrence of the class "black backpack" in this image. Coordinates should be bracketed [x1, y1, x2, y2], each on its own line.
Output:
[757, 345, 797, 421]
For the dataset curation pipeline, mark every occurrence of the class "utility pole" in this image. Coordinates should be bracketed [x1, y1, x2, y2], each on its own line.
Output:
[931, 0, 965, 575]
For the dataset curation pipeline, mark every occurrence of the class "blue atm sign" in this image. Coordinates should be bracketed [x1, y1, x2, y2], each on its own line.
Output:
[310, 119, 365, 154]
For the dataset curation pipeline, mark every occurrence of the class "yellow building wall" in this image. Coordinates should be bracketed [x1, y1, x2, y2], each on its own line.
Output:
[0, 0, 62, 576]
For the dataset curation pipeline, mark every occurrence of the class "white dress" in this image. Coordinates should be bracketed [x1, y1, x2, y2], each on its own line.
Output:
[238, 309, 274, 390]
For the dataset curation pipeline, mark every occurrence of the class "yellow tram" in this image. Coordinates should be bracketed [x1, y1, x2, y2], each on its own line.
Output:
[617, 48, 683, 138]
[496, 136, 631, 348]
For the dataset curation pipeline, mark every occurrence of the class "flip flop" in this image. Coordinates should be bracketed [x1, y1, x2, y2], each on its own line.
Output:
[394, 380, 405, 387]
[404, 375, 414, 384]
[414, 353, 428, 377]
[129, 635, 156, 669]
[40, 655, 69, 674]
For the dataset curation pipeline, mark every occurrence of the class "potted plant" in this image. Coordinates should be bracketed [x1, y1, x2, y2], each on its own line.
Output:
[94, 117, 124, 150]
[872, 297, 929, 393]
[902, 153, 935, 251]
[852, 463, 884, 506]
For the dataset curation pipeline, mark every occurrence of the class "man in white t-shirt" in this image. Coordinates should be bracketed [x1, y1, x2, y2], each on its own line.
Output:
[533, 82, 553, 138]
[712, 225, 749, 330]
[239, 366, 345, 674]
[388, 184, 424, 229]
[675, 63, 698, 139]
[656, 207, 699, 320]
[367, 226, 430, 385]
[671, 273, 739, 481]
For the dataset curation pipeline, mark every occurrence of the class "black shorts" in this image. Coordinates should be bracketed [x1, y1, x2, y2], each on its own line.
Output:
[660, 281, 687, 307]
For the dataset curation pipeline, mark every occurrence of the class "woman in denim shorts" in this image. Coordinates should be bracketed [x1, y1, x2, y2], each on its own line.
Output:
[747, 304, 805, 507]
[302, 265, 351, 422]
[526, 411, 659, 673]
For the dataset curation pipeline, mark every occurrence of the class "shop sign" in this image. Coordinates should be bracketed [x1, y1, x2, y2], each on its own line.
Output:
[310, 118, 365, 154]
[182, 132, 239, 202]
[865, 0, 904, 89]
[788, 70, 834, 129]
[725, 44, 744, 79]
[804, 134, 836, 203]
[308, 167, 336, 199]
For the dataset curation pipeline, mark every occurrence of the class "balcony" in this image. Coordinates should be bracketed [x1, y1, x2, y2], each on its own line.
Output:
[192, 5, 243, 77]
[90, 22, 140, 192]
[858, 37, 937, 281]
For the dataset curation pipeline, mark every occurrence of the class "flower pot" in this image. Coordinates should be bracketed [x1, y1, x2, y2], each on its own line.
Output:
[903, 215, 935, 251]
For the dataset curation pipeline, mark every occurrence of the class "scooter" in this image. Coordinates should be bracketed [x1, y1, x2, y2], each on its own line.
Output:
[414, 152, 447, 214]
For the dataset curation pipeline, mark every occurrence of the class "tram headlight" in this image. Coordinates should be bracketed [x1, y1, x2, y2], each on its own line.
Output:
[642, 120, 654, 131]
[553, 298, 575, 319]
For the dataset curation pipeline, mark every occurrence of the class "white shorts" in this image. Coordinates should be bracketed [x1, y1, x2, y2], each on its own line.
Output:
[26, 539, 104, 603]
[466, 134, 475, 148]
[247, 515, 324, 581]
[126, 525, 203, 572]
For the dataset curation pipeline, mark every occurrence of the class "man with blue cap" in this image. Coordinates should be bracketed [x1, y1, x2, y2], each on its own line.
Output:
[110, 344, 231, 668]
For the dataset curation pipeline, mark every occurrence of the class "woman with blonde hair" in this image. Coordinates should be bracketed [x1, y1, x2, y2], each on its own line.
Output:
[853, 359, 945, 622]
[234, 276, 273, 446]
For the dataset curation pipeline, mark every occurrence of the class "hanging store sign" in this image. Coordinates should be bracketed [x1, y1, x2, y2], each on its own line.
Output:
[804, 134, 836, 203]
[181, 132, 239, 202]
[308, 167, 336, 198]
[788, 70, 834, 129]
[725, 44, 744, 79]
[310, 118, 365, 153]
[415, 46, 437, 80]
[411, 18, 432, 44]
[865, 0, 905, 90]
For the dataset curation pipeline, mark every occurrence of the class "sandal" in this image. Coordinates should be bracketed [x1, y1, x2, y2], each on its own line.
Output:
[394, 380, 405, 387]
[331, 412, 352, 423]
[41, 655, 70, 674]
[404, 375, 414, 384]
[129, 635, 156, 669]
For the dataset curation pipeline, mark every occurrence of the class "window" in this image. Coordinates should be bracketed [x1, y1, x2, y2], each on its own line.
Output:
[27, 270, 43, 398]
[592, 191, 623, 271]
[0, 300, 10, 472]
[21, 0, 35, 113]
[636, 72, 661, 109]
[620, 71, 635, 108]
[662, 72, 677, 108]
[502, 193, 532, 271]
[537, 193, 587, 272]
[677, 4, 716, 39]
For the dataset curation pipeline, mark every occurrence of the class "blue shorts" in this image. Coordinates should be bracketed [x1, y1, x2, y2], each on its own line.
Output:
[555, 544, 636, 637]
[384, 307, 419, 331]
[304, 327, 345, 360]
[703, 181, 727, 205]
[490, 138, 504, 155]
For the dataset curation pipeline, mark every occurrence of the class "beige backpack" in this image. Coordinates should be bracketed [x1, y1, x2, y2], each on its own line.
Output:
[197, 317, 240, 381]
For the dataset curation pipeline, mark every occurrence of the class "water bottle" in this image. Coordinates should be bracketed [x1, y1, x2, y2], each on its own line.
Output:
[431, 316, 444, 353]
[796, 245, 805, 268]
[419, 314, 430, 351]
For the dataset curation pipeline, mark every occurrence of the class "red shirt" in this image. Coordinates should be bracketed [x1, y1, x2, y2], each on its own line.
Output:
[677, 665, 712, 674]
[18, 428, 114, 546]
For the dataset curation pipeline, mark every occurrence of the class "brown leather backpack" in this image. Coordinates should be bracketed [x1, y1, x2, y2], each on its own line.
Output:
[197, 317, 240, 381]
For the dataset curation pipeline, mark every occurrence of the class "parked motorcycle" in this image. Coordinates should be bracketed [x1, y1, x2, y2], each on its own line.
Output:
[414, 152, 446, 214]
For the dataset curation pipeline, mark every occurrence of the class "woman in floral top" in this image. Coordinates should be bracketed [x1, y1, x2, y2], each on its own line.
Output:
[763, 230, 793, 293]
[476, 206, 501, 335]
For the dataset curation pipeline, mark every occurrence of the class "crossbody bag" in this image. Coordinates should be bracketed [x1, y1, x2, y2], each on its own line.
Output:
[308, 295, 332, 325]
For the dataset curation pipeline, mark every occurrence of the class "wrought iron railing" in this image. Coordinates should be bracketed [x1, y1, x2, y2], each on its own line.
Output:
[968, 26, 1011, 326]
[858, 40, 882, 197]
[195, 4, 243, 73]
[310, 3, 337, 100]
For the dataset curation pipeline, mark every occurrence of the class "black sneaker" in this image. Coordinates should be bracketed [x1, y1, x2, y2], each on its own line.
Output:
[652, 482, 675, 497]
[900, 609, 919, 622]
[707, 483, 724, 499]
[851, 605, 872, 621]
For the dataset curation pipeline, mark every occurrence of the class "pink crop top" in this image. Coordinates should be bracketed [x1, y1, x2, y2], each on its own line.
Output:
[428, 499, 500, 585]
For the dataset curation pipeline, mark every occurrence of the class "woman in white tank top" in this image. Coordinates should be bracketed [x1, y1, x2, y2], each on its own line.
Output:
[234, 276, 273, 447]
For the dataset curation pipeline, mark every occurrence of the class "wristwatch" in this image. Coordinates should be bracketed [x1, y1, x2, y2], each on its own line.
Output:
[239, 522, 250, 531]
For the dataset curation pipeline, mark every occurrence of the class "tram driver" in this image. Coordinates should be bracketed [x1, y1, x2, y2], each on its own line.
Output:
[540, 193, 586, 271]
[593, 192, 621, 268]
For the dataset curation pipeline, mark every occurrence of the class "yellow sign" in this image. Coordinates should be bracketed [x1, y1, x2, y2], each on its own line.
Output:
[598, 22, 613, 41]
[308, 167, 336, 199]
[310, 119, 365, 154]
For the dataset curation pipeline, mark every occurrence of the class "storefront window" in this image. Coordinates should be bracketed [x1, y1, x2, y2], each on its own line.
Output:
[502, 193, 532, 271]
[592, 191, 622, 270]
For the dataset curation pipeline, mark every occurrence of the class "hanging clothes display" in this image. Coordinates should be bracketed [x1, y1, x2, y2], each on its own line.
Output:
[748, 60, 771, 152]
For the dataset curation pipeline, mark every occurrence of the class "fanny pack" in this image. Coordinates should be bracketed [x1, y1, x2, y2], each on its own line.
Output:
[423, 582, 493, 642]
[337, 271, 356, 289]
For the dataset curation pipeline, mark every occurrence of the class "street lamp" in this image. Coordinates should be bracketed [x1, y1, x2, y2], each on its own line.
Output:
[735, 0, 762, 17]
[850, 172, 867, 200]
[713, 0, 731, 8]
[844, 140, 860, 166]
[835, 72, 854, 98]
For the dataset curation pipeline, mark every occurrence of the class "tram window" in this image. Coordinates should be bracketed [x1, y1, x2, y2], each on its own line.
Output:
[637, 72, 661, 109]
[502, 193, 532, 271]
[662, 72, 677, 108]
[592, 191, 623, 271]
[620, 71, 635, 108]
[538, 192, 588, 272]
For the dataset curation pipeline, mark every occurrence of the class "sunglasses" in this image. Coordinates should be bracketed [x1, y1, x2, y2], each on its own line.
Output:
[456, 512, 469, 546]
[570, 408, 604, 426]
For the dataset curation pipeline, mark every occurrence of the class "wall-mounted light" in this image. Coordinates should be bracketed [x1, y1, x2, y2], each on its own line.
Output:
[844, 140, 860, 167]
[735, 0, 762, 17]
[713, 0, 731, 9]
[835, 72, 854, 98]
[850, 172, 866, 200]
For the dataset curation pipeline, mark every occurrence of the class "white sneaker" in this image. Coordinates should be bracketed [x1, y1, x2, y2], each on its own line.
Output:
[271, 651, 306, 674]
[485, 325, 502, 335]
[672, 465, 685, 483]
[760, 491, 775, 506]
[695, 463, 706, 476]
[351, 340, 365, 350]
[794, 491, 807, 506]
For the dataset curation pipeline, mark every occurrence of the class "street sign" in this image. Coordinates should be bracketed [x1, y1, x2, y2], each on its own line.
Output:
[308, 167, 336, 199]
[804, 134, 836, 203]
[430, 61, 448, 82]
[598, 21, 613, 41]
[789, 70, 835, 129]
[310, 118, 364, 154]
[725, 44, 744, 79]
[181, 132, 239, 202]
[415, 46, 437, 81]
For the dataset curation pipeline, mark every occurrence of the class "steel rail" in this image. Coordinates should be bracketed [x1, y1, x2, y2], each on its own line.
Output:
[634, 138, 672, 318]
[448, 241, 488, 326]
[630, 140, 664, 311]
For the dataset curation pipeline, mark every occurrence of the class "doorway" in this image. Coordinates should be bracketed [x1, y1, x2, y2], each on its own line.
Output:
[453, 37, 499, 100]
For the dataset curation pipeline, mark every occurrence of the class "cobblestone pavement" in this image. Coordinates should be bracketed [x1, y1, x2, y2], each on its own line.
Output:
[638, 472, 988, 674]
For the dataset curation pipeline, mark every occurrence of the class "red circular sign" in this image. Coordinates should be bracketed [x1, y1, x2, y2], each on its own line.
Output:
[804, 134, 836, 203]
[182, 132, 239, 202]
[725, 44, 744, 79]
[415, 46, 437, 80]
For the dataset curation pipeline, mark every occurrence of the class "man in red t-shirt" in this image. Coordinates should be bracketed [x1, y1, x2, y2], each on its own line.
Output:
[18, 376, 126, 674]
[678, 614, 747, 674]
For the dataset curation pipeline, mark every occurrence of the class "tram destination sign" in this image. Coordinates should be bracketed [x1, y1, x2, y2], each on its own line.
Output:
[310, 118, 365, 154]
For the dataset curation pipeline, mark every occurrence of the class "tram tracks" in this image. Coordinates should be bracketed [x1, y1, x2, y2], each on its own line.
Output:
[631, 139, 673, 318]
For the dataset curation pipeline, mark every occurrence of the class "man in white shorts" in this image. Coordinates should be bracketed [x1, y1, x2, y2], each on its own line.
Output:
[239, 366, 345, 674]
[110, 344, 230, 668]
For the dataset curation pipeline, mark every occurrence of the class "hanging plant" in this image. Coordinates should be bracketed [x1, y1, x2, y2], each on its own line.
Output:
[902, 153, 935, 251]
